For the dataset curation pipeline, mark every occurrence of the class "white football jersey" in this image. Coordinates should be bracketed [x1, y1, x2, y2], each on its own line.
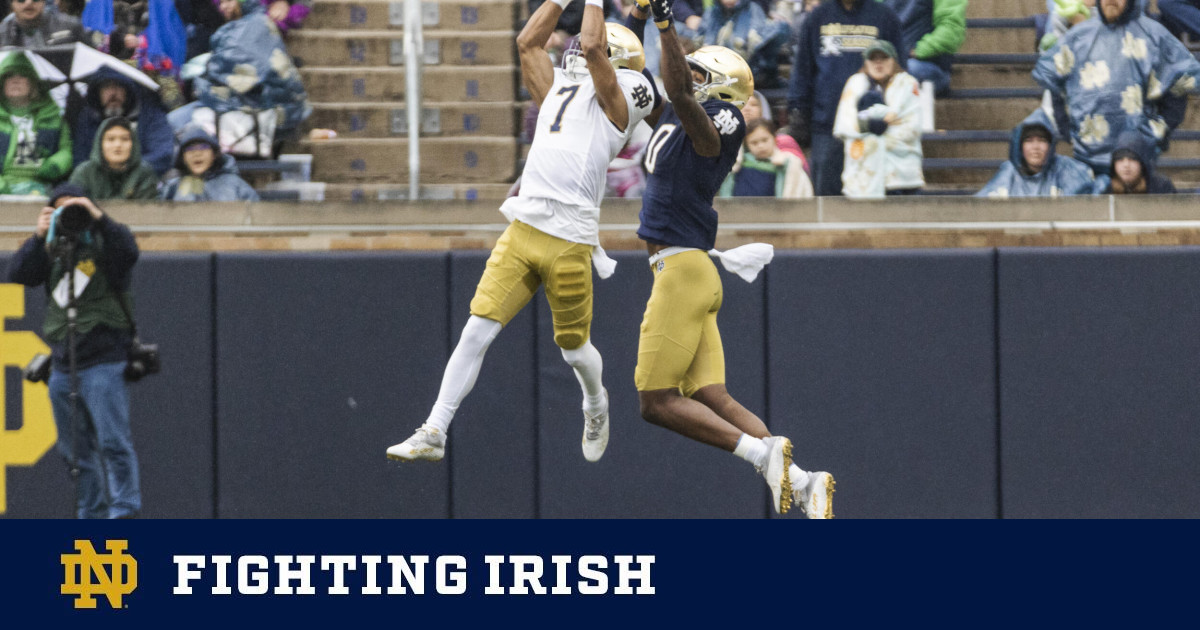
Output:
[517, 67, 656, 210]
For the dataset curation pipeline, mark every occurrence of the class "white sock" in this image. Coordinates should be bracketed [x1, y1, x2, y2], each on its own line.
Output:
[561, 340, 606, 414]
[732, 434, 769, 470]
[790, 463, 810, 489]
[425, 315, 502, 433]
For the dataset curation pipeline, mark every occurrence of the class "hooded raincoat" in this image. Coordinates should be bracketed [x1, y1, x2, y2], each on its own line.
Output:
[1093, 129, 1177, 193]
[1033, 0, 1200, 173]
[159, 126, 259, 201]
[700, 0, 789, 88]
[74, 67, 176, 175]
[193, 0, 311, 132]
[0, 53, 73, 195]
[976, 109, 1096, 198]
[69, 118, 161, 200]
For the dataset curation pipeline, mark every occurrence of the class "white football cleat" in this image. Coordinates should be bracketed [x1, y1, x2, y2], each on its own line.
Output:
[756, 436, 793, 514]
[793, 471, 835, 519]
[582, 389, 609, 462]
[386, 424, 446, 462]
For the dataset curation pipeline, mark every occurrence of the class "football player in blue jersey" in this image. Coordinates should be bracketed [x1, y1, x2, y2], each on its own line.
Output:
[628, 0, 835, 518]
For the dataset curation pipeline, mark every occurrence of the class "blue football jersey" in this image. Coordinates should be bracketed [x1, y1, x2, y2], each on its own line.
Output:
[637, 99, 746, 250]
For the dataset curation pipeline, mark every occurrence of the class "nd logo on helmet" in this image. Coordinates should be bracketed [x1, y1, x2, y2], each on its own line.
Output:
[0, 284, 55, 515]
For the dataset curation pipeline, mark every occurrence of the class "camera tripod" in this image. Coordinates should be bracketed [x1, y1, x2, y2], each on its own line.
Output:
[52, 235, 114, 519]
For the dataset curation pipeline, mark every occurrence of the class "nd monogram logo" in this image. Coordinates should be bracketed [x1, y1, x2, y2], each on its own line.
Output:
[61, 540, 139, 608]
[0, 284, 54, 515]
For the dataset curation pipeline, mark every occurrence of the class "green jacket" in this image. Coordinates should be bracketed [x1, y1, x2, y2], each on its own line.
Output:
[43, 231, 132, 344]
[0, 51, 72, 195]
[917, 0, 966, 59]
[69, 118, 160, 200]
[885, 0, 967, 62]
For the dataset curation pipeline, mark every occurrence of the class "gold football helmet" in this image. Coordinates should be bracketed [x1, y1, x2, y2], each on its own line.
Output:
[605, 22, 646, 73]
[562, 24, 646, 80]
[686, 45, 754, 108]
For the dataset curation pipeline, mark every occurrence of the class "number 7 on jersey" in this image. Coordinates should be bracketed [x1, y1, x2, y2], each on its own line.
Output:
[549, 85, 580, 133]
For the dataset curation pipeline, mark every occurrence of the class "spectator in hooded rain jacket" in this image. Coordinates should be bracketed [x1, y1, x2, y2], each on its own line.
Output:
[1033, 0, 1200, 175]
[976, 108, 1096, 197]
[159, 125, 258, 201]
[69, 117, 160, 200]
[0, 52, 72, 196]
[699, 0, 790, 88]
[73, 67, 176, 176]
[1093, 129, 1177, 193]
[166, 0, 310, 136]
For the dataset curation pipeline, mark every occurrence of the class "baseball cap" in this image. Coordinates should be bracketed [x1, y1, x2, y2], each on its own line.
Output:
[862, 40, 898, 61]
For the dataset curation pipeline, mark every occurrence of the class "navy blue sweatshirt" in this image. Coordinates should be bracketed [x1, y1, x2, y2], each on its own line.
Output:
[787, 0, 904, 135]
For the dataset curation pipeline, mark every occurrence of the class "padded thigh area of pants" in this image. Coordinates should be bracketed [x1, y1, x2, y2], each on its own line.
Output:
[546, 254, 592, 350]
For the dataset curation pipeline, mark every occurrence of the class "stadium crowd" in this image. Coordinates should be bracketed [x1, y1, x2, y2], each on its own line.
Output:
[523, 0, 1200, 199]
[0, 0, 311, 202]
[1, 0, 1197, 203]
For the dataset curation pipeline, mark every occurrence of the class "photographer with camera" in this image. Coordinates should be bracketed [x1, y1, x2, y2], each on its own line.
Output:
[5, 183, 143, 519]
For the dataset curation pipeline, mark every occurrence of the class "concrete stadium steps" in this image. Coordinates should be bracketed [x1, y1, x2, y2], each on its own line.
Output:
[292, 2, 522, 195]
[937, 96, 1042, 131]
[966, 0, 1046, 19]
[288, 29, 514, 67]
[937, 95, 1200, 132]
[960, 27, 1040, 56]
[950, 64, 1039, 90]
[307, 102, 519, 138]
[302, 137, 518, 183]
[302, 66, 517, 103]
[306, 0, 517, 32]
[319, 182, 513, 201]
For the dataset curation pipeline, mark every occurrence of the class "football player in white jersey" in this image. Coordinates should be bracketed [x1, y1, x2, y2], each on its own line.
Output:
[387, 0, 661, 465]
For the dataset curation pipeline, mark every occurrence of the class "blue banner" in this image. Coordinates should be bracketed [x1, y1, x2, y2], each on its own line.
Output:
[0, 520, 1194, 624]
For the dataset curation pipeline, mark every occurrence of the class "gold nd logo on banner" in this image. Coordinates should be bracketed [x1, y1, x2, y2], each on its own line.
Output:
[61, 540, 139, 608]
[0, 284, 55, 515]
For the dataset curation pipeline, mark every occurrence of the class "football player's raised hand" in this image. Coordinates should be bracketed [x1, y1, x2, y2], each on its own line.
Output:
[648, 0, 673, 24]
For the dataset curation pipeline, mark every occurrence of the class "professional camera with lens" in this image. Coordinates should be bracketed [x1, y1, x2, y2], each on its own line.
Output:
[125, 339, 160, 382]
[23, 353, 51, 384]
[53, 203, 95, 239]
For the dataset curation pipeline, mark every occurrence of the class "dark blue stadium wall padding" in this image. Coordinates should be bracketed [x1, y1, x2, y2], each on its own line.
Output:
[447, 252, 537, 519]
[125, 254, 216, 518]
[997, 248, 1200, 518]
[767, 250, 999, 519]
[214, 252, 451, 518]
[537, 251, 764, 518]
[0, 253, 215, 518]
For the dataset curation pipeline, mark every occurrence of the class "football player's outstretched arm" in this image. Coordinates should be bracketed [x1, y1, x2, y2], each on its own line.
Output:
[516, 0, 565, 107]
[656, 10, 721, 156]
[582, 1, 630, 131]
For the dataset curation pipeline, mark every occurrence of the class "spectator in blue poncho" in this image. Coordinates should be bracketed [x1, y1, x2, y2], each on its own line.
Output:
[976, 109, 1096, 198]
[166, 0, 310, 140]
[1033, 0, 1200, 175]
[699, 0, 790, 89]
[159, 125, 258, 201]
